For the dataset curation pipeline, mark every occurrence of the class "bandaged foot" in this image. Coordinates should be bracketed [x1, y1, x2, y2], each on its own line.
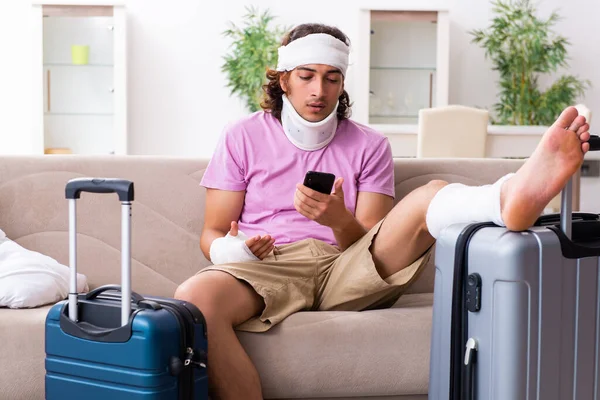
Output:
[425, 107, 590, 238]
[501, 107, 590, 231]
[209, 229, 259, 265]
[425, 173, 514, 239]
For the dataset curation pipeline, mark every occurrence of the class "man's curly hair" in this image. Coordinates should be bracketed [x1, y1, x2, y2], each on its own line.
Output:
[260, 23, 352, 121]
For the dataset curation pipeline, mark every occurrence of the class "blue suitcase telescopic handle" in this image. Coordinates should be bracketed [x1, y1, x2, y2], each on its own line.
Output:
[65, 178, 134, 202]
[65, 178, 134, 327]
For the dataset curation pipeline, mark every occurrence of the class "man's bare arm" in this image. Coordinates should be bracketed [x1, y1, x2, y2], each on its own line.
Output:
[332, 191, 394, 251]
[200, 188, 245, 260]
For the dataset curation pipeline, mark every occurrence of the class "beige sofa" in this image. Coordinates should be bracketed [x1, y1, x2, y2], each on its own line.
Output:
[0, 155, 523, 400]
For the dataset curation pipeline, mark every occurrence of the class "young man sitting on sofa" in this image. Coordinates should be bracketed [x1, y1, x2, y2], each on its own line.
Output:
[174, 23, 591, 399]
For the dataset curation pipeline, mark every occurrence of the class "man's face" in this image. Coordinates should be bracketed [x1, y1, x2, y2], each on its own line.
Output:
[280, 64, 344, 123]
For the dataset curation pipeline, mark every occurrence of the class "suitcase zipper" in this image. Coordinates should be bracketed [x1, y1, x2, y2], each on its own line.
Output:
[450, 222, 495, 400]
[184, 347, 207, 369]
[464, 338, 478, 400]
[94, 293, 193, 397]
[156, 299, 207, 398]
[96, 293, 206, 398]
[159, 302, 195, 399]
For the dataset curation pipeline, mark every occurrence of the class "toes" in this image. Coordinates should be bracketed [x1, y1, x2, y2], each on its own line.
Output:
[568, 115, 587, 132]
[580, 131, 591, 142]
[553, 106, 579, 129]
[577, 123, 590, 136]
[582, 142, 590, 154]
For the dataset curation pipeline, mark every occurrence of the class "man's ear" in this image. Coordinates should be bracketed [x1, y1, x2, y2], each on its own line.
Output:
[279, 72, 289, 93]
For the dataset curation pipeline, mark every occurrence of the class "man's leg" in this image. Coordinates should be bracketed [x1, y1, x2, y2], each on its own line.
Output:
[174, 271, 264, 400]
[369, 180, 445, 279]
[371, 106, 590, 279]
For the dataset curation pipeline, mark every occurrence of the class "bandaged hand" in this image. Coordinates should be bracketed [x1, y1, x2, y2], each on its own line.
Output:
[209, 221, 275, 265]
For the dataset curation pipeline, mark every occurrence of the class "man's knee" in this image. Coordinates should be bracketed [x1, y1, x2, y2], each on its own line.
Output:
[425, 179, 449, 196]
[413, 180, 448, 211]
[174, 273, 219, 321]
[418, 180, 448, 225]
[175, 271, 263, 327]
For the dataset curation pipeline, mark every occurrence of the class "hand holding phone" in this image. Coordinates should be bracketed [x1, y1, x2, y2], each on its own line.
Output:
[303, 171, 336, 194]
[296, 171, 350, 230]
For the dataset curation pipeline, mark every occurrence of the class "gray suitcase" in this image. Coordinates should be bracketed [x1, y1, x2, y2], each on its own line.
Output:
[429, 137, 600, 400]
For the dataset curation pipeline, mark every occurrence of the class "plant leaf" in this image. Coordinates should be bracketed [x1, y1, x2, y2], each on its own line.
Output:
[221, 8, 288, 112]
[469, 0, 588, 125]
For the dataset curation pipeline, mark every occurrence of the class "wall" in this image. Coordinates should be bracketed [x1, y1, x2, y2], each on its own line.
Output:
[123, 0, 371, 157]
[1, 0, 599, 206]
[449, 0, 599, 114]
[123, 0, 600, 157]
[450, 0, 600, 212]
[0, 1, 37, 154]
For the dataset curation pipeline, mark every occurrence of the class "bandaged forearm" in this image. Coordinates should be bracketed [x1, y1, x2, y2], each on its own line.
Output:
[209, 230, 259, 265]
[425, 173, 515, 239]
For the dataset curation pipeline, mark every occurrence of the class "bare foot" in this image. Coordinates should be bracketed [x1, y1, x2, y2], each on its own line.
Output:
[501, 107, 591, 231]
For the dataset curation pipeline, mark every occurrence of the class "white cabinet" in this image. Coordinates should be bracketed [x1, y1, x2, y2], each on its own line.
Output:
[353, 4, 449, 130]
[31, 1, 127, 155]
[44, 66, 114, 115]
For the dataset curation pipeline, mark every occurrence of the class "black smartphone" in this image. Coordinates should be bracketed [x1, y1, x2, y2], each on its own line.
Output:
[303, 171, 335, 194]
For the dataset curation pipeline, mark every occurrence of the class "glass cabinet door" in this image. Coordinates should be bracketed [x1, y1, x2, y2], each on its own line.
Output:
[42, 5, 116, 154]
[368, 11, 438, 125]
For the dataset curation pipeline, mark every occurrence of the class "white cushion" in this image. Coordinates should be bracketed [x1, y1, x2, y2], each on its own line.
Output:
[0, 229, 88, 309]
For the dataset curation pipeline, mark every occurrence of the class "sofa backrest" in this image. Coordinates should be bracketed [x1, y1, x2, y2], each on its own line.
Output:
[0, 155, 523, 297]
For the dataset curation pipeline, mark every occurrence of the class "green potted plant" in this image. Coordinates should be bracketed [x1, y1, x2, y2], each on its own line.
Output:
[221, 7, 287, 112]
[470, 0, 590, 126]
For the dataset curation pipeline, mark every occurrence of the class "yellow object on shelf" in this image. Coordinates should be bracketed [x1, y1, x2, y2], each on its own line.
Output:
[44, 148, 72, 155]
[71, 45, 89, 65]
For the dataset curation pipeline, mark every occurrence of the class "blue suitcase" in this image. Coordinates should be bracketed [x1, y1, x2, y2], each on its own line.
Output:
[45, 178, 208, 399]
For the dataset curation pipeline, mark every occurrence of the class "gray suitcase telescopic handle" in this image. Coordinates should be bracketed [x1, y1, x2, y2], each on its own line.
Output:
[65, 178, 135, 327]
[561, 135, 600, 239]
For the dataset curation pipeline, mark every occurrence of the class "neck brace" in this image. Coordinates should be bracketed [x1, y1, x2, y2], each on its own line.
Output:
[280, 95, 338, 151]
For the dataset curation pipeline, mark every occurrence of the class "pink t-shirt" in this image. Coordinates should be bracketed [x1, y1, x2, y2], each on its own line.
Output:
[200, 111, 394, 246]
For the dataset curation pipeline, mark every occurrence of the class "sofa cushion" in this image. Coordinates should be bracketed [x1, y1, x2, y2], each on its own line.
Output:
[1, 295, 433, 400]
[0, 306, 50, 400]
[238, 293, 434, 399]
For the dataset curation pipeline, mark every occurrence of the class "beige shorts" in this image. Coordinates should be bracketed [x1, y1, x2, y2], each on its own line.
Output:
[199, 219, 433, 332]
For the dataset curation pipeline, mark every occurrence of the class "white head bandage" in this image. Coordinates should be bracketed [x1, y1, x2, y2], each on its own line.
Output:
[276, 33, 350, 76]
